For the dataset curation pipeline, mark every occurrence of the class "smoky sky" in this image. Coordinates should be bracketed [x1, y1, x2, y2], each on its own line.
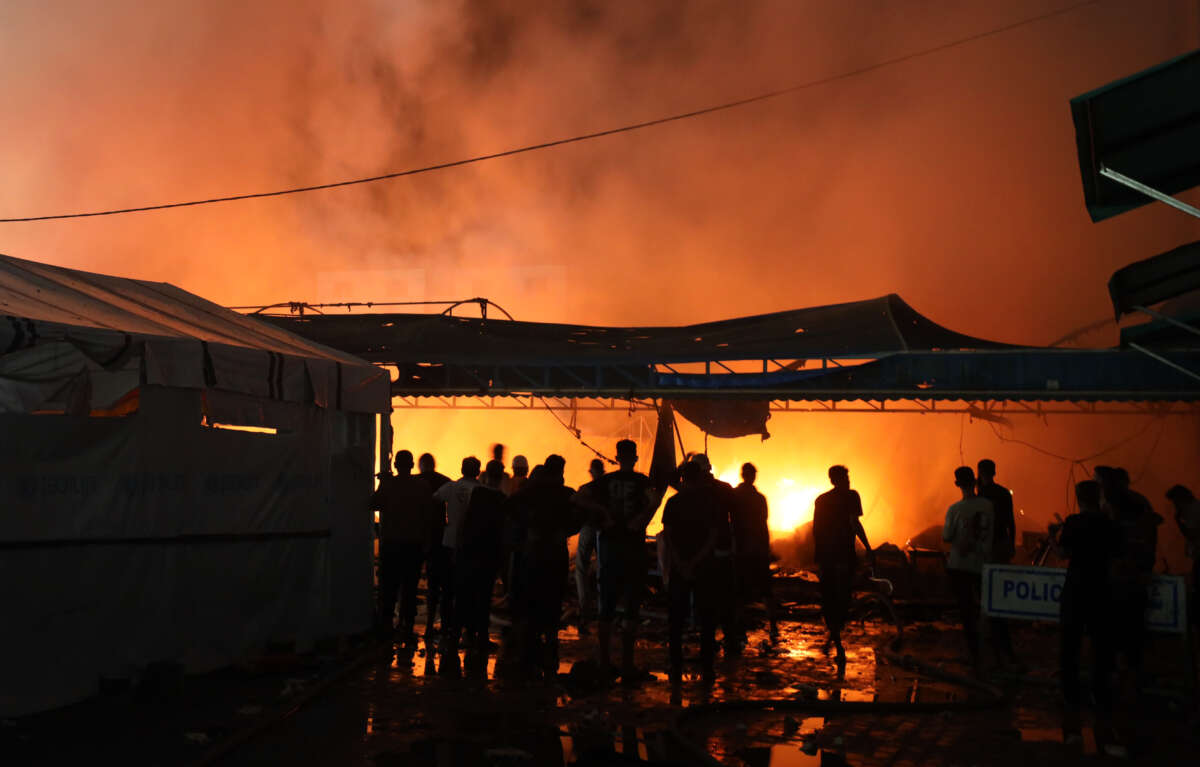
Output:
[4, 0, 1200, 562]
[2, 0, 1198, 340]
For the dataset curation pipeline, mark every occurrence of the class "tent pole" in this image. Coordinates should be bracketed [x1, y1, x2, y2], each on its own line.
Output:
[1099, 165, 1200, 219]
[1128, 342, 1200, 383]
[1134, 305, 1200, 339]
[379, 408, 394, 476]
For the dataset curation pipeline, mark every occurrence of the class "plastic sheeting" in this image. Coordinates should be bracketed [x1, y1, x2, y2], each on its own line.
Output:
[1070, 48, 1200, 222]
[669, 398, 772, 440]
[1, 254, 389, 414]
[263, 293, 1016, 367]
[0, 387, 376, 717]
[1108, 240, 1200, 318]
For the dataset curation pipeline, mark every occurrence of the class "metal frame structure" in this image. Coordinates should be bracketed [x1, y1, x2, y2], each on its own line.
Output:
[1100, 165, 1200, 221]
[389, 394, 1200, 417]
[1099, 164, 1200, 383]
[382, 348, 1200, 406]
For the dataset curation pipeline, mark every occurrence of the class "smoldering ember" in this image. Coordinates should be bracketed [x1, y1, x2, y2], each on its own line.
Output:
[2, 3, 1200, 766]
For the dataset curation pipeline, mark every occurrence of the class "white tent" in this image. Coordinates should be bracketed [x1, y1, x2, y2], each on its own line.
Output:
[0, 254, 391, 717]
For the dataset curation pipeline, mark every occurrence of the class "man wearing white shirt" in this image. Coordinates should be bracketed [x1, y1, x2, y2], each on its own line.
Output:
[432, 456, 482, 643]
[943, 465, 994, 674]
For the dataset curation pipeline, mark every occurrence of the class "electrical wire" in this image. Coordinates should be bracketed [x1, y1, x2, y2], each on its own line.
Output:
[985, 415, 1161, 468]
[1133, 416, 1169, 483]
[0, 0, 1101, 224]
[988, 416, 1171, 519]
[537, 397, 617, 465]
[958, 412, 966, 465]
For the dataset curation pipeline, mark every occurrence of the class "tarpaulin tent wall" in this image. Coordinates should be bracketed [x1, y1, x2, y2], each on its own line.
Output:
[0, 254, 390, 717]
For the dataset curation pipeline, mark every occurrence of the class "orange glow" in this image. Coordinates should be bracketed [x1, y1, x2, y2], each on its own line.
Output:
[206, 422, 278, 435]
[716, 469, 824, 532]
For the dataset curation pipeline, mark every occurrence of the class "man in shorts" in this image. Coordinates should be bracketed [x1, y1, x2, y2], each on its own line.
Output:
[813, 465, 873, 666]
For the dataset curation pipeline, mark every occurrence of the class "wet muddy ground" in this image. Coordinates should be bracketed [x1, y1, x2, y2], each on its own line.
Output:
[5, 602, 1198, 765]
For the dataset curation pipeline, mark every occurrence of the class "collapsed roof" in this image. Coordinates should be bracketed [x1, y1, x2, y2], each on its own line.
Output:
[265, 293, 1016, 367]
[264, 295, 1200, 404]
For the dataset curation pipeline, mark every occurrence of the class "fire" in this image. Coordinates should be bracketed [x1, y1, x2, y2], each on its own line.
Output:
[716, 470, 824, 533]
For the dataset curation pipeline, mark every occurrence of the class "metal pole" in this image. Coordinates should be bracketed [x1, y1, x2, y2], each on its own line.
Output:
[1134, 305, 1200, 340]
[378, 409, 394, 478]
[1099, 165, 1200, 219]
[1128, 342, 1200, 383]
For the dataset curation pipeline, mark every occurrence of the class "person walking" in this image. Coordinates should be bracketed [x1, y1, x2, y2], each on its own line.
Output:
[813, 465, 873, 666]
[942, 466, 994, 674]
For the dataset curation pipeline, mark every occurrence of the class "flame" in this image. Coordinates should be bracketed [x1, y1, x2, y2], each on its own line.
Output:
[717, 469, 824, 533]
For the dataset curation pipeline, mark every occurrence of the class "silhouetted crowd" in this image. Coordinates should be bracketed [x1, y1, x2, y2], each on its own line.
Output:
[372, 444, 1200, 739]
[939, 459, 1200, 756]
[371, 440, 778, 686]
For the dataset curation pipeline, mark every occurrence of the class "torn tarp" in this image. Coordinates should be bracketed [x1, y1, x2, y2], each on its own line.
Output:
[669, 398, 771, 440]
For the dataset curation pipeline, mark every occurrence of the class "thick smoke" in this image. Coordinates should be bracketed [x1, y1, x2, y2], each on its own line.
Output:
[2, 1, 1200, 564]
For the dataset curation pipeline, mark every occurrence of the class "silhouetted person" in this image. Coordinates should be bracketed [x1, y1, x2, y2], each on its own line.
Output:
[491, 443, 512, 485]
[1166, 485, 1200, 634]
[942, 466, 993, 673]
[732, 462, 777, 641]
[506, 454, 529, 495]
[370, 450, 433, 645]
[813, 465, 873, 665]
[1056, 480, 1122, 754]
[499, 454, 530, 598]
[573, 458, 606, 635]
[431, 456, 482, 651]
[689, 453, 740, 657]
[1100, 466, 1162, 681]
[662, 461, 721, 684]
[506, 454, 579, 679]
[977, 459, 1017, 666]
[417, 453, 451, 639]
[592, 440, 661, 684]
[452, 460, 508, 678]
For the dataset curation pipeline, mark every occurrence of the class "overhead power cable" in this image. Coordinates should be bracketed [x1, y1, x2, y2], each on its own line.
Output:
[0, 0, 1099, 224]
